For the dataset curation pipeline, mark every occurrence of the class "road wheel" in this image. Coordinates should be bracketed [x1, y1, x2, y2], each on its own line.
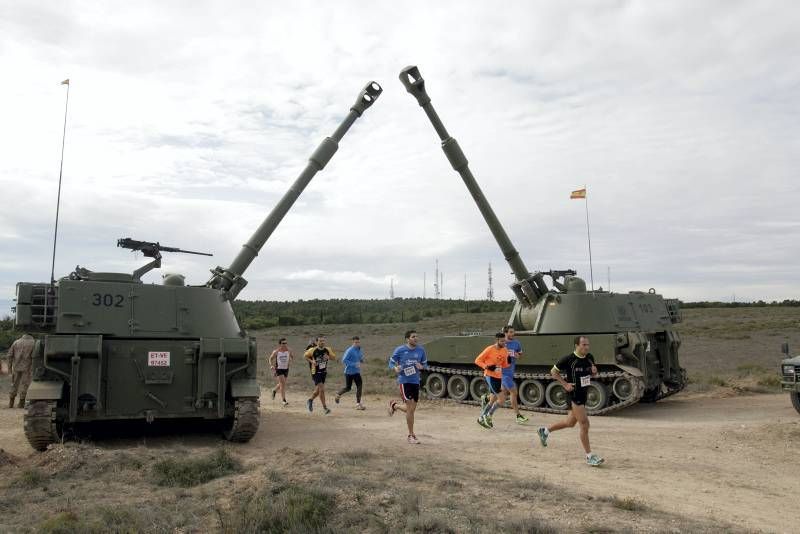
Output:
[544, 381, 569, 410]
[425, 372, 447, 398]
[791, 391, 800, 415]
[24, 401, 62, 452]
[585, 382, 609, 412]
[222, 398, 260, 442]
[612, 376, 636, 402]
[446, 374, 469, 401]
[470, 376, 489, 401]
[518, 379, 545, 407]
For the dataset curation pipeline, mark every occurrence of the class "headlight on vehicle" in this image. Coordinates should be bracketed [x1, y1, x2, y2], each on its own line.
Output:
[783, 365, 796, 375]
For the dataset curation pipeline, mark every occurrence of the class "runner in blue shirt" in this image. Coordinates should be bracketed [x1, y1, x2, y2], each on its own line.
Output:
[503, 326, 528, 424]
[335, 336, 366, 410]
[387, 329, 428, 444]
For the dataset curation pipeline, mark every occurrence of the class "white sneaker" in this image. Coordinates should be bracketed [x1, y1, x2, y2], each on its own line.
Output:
[407, 435, 420, 445]
[356, 403, 366, 410]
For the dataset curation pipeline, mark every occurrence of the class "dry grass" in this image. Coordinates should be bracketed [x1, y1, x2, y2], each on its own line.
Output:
[151, 448, 241, 487]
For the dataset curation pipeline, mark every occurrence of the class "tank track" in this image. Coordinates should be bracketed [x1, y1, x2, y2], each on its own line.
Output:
[24, 400, 60, 451]
[425, 366, 646, 415]
[223, 398, 260, 442]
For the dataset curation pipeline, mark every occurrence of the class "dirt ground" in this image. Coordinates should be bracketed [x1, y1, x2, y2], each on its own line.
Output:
[0, 306, 798, 532]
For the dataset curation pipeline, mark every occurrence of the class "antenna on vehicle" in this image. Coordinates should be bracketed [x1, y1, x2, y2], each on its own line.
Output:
[50, 78, 71, 286]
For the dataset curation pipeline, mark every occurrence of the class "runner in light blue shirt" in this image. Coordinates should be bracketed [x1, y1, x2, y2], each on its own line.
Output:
[335, 336, 365, 410]
[387, 330, 428, 444]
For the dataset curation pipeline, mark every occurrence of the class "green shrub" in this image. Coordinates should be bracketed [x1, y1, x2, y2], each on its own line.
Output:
[16, 468, 46, 488]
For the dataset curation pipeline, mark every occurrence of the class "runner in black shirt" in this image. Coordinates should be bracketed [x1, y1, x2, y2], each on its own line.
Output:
[304, 335, 336, 415]
[536, 335, 604, 466]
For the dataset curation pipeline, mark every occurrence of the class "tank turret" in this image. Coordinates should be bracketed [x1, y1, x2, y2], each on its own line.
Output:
[400, 66, 685, 414]
[14, 80, 382, 450]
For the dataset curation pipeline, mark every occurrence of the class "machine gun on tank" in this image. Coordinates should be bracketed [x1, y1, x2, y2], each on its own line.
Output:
[117, 237, 213, 281]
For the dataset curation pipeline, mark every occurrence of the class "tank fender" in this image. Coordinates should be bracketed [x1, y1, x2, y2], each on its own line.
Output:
[26, 380, 65, 401]
[230, 378, 260, 398]
[613, 365, 643, 377]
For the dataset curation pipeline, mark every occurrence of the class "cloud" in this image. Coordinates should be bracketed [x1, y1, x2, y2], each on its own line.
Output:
[0, 1, 798, 312]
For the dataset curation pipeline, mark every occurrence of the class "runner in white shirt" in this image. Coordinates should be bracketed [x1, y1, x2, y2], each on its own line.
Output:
[269, 338, 294, 406]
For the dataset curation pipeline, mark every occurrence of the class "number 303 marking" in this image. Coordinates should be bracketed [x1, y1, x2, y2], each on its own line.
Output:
[92, 293, 124, 307]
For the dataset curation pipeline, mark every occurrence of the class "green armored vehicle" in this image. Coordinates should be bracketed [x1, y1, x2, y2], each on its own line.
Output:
[14, 81, 382, 450]
[780, 343, 800, 414]
[399, 66, 685, 414]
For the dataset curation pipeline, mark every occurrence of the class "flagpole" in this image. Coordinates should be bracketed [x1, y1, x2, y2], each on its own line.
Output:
[51, 79, 70, 285]
[584, 183, 594, 292]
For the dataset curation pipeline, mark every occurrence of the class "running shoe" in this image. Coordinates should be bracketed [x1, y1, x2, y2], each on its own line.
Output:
[324, 407, 331, 415]
[485, 415, 493, 428]
[388, 400, 396, 416]
[587, 454, 604, 467]
[537, 427, 548, 447]
[480, 393, 489, 410]
[307, 399, 313, 413]
[515, 413, 529, 424]
[477, 416, 490, 429]
[271, 389, 276, 400]
[334, 394, 340, 404]
[281, 400, 289, 407]
[407, 435, 420, 445]
[356, 403, 366, 410]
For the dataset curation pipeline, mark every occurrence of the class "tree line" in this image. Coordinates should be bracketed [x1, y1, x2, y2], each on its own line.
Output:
[1, 298, 797, 351]
[232, 298, 513, 330]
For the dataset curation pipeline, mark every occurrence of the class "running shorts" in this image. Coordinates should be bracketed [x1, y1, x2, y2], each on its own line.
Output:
[275, 369, 289, 377]
[312, 371, 327, 385]
[501, 373, 516, 390]
[485, 376, 502, 395]
[400, 383, 420, 402]
[568, 386, 587, 406]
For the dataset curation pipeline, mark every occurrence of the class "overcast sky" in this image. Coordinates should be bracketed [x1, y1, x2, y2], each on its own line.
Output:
[1, 0, 798, 315]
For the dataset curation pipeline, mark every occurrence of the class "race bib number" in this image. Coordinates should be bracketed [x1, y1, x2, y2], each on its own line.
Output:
[403, 366, 416, 376]
[317, 361, 327, 370]
[148, 351, 170, 367]
[580, 375, 591, 387]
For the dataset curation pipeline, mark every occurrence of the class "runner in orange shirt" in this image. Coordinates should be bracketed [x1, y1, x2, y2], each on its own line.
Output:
[474, 333, 510, 429]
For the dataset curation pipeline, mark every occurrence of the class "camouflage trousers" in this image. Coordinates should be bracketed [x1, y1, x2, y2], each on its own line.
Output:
[10, 369, 32, 401]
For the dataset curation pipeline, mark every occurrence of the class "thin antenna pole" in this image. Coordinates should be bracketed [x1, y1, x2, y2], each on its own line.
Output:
[607, 266, 611, 292]
[51, 79, 70, 285]
[584, 184, 594, 292]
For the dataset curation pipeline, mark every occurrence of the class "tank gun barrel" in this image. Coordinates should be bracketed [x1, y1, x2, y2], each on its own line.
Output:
[399, 66, 546, 305]
[207, 81, 383, 300]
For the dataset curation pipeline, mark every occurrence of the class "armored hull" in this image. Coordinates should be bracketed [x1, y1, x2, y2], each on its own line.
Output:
[423, 290, 685, 415]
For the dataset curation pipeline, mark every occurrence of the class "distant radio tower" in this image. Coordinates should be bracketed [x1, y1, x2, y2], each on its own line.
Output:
[487, 262, 494, 301]
[423, 272, 426, 299]
[463, 273, 467, 301]
[390, 278, 395, 299]
[434, 259, 440, 299]
[440, 271, 444, 299]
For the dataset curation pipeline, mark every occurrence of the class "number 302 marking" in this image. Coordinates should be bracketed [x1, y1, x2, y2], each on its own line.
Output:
[92, 293, 124, 307]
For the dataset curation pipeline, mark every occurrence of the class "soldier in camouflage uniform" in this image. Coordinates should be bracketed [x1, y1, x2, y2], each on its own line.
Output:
[7, 333, 36, 408]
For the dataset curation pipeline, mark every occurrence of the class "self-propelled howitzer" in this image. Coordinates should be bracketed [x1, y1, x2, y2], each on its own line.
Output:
[399, 66, 684, 414]
[14, 81, 382, 450]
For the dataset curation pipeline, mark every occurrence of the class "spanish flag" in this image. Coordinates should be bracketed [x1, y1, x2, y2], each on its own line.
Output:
[61, 79, 69, 85]
[570, 188, 586, 199]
